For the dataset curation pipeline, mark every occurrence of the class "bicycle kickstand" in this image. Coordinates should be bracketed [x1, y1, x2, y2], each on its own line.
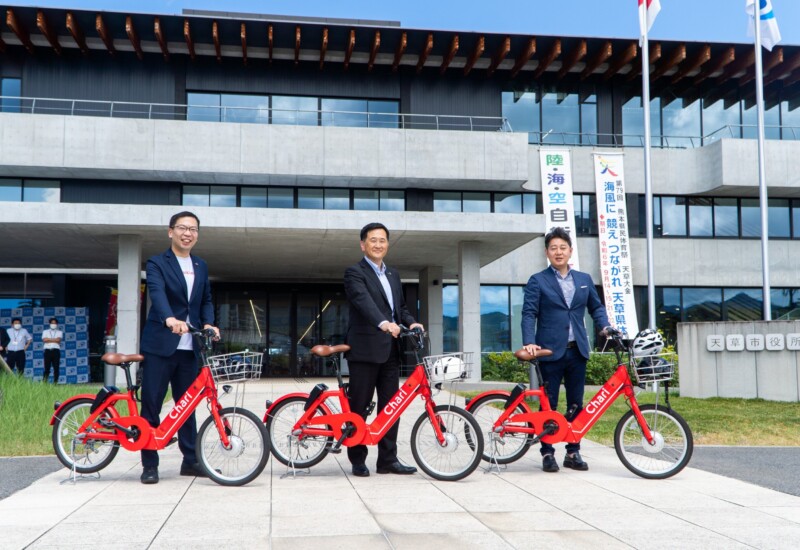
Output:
[280, 432, 310, 480]
[483, 430, 507, 475]
[60, 437, 101, 485]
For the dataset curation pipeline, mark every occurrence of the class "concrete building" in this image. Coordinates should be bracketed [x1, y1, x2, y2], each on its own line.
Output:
[1, 5, 800, 380]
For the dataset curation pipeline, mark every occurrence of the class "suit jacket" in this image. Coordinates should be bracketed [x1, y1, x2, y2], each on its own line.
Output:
[521, 267, 609, 362]
[141, 248, 214, 359]
[344, 258, 416, 364]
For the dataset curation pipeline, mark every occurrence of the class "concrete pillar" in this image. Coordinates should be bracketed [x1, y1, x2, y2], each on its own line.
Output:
[117, 235, 142, 386]
[419, 266, 443, 356]
[458, 242, 481, 381]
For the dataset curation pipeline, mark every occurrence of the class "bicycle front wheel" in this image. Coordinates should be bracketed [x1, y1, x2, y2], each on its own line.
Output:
[614, 404, 693, 480]
[468, 393, 532, 464]
[197, 407, 269, 486]
[411, 405, 484, 481]
[52, 398, 119, 473]
[265, 396, 331, 469]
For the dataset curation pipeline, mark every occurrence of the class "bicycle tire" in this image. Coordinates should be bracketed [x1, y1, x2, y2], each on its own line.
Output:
[265, 396, 331, 469]
[410, 405, 484, 482]
[51, 398, 120, 473]
[197, 407, 270, 486]
[467, 393, 532, 465]
[614, 404, 693, 480]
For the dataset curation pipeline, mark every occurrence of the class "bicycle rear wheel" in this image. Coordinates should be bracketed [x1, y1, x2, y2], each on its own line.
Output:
[52, 398, 119, 474]
[467, 393, 532, 464]
[265, 396, 331, 469]
[197, 407, 269, 486]
[411, 405, 483, 481]
[614, 404, 693, 480]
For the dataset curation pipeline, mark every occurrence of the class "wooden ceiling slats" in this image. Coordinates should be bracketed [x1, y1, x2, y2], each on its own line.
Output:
[440, 35, 459, 75]
[509, 38, 536, 79]
[36, 10, 61, 55]
[463, 36, 484, 76]
[486, 37, 511, 76]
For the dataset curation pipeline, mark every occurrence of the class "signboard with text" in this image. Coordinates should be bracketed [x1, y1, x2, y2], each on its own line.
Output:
[539, 149, 580, 269]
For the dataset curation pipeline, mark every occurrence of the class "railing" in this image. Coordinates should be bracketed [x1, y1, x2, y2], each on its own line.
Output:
[525, 131, 704, 149]
[703, 124, 799, 142]
[0, 96, 511, 132]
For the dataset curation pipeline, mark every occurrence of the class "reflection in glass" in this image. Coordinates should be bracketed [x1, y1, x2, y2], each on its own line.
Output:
[380, 190, 405, 211]
[368, 100, 400, 128]
[434, 192, 461, 212]
[463, 192, 491, 213]
[209, 186, 236, 207]
[494, 193, 522, 214]
[542, 90, 579, 145]
[22, 180, 60, 203]
[272, 95, 318, 126]
[319, 291, 349, 375]
[659, 197, 687, 236]
[771, 288, 799, 320]
[510, 286, 524, 351]
[622, 96, 661, 146]
[768, 198, 790, 238]
[502, 91, 540, 143]
[523, 193, 541, 214]
[267, 293, 292, 376]
[321, 98, 368, 127]
[688, 198, 713, 237]
[214, 288, 266, 361]
[187, 92, 220, 122]
[702, 99, 740, 140]
[296, 293, 321, 376]
[740, 198, 761, 237]
[713, 198, 739, 237]
[221, 94, 269, 124]
[268, 187, 294, 209]
[481, 286, 510, 352]
[443, 285, 459, 353]
[682, 288, 722, 322]
[0, 179, 22, 201]
[298, 188, 324, 209]
[782, 101, 800, 140]
[662, 98, 700, 147]
[354, 189, 379, 210]
[794, 199, 800, 238]
[742, 102, 780, 140]
[724, 288, 762, 321]
[183, 185, 209, 206]
[324, 188, 350, 210]
[656, 288, 681, 344]
[241, 187, 267, 208]
[580, 95, 597, 144]
[0, 78, 21, 113]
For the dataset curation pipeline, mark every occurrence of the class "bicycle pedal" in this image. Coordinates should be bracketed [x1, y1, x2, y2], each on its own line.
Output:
[328, 446, 342, 454]
[165, 437, 178, 447]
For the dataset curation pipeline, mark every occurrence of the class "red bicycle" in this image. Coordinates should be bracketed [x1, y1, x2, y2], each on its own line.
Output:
[263, 327, 484, 481]
[465, 329, 693, 479]
[51, 327, 270, 486]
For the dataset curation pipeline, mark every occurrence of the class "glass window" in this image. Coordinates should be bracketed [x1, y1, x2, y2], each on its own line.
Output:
[463, 192, 490, 213]
[542, 90, 579, 145]
[494, 193, 522, 214]
[353, 189, 379, 210]
[656, 288, 681, 344]
[321, 98, 368, 127]
[724, 288, 762, 321]
[510, 286, 525, 351]
[768, 198, 790, 238]
[502, 91, 540, 143]
[771, 288, 800, 320]
[187, 92, 220, 122]
[688, 198, 713, 237]
[740, 198, 761, 237]
[662, 98, 700, 148]
[659, 197, 687, 237]
[0, 179, 22, 201]
[623, 96, 662, 147]
[22, 180, 60, 203]
[714, 198, 739, 237]
[367, 100, 400, 129]
[241, 187, 267, 208]
[793, 200, 800, 238]
[380, 190, 404, 211]
[523, 193, 541, 214]
[268, 187, 294, 208]
[781, 101, 800, 140]
[742, 102, 781, 140]
[209, 186, 236, 207]
[183, 185, 209, 206]
[298, 188, 323, 209]
[221, 94, 269, 124]
[324, 188, 350, 210]
[480, 286, 510, 352]
[1, 78, 21, 113]
[442, 285, 459, 353]
[702, 99, 741, 141]
[434, 192, 461, 212]
[682, 288, 722, 322]
[272, 96, 318, 126]
[574, 194, 597, 236]
[580, 94, 597, 144]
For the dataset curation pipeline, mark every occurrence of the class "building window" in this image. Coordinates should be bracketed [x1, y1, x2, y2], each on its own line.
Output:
[379, 190, 405, 211]
[713, 198, 739, 237]
[724, 288, 763, 321]
[682, 287, 722, 322]
[241, 187, 267, 208]
[622, 96, 662, 147]
[502, 91, 540, 143]
[687, 197, 713, 237]
[353, 190, 379, 211]
[269, 187, 294, 208]
[541, 90, 580, 145]
[0, 179, 22, 201]
[662, 98, 701, 148]
[494, 193, 523, 214]
[0, 178, 60, 203]
[269, 95, 319, 126]
[321, 98, 368, 127]
[573, 194, 597, 236]
[463, 192, 490, 213]
[742, 102, 781, 141]
[323, 188, 349, 210]
[221, 93, 269, 124]
[187, 93, 221, 122]
[433, 192, 462, 212]
[0, 77, 21, 113]
[442, 285, 459, 353]
[480, 286, 511, 352]
[297, 188, 324, 209]
[182, 185, 236, 207]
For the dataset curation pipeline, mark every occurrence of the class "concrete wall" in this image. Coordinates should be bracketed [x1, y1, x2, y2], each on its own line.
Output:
[678, 321, 800, 402]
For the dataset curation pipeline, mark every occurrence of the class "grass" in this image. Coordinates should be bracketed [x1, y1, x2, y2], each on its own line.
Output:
[462, 389, 800, 447]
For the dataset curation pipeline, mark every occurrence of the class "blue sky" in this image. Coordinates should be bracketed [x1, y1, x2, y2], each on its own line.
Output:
[13, 0, 800, 46]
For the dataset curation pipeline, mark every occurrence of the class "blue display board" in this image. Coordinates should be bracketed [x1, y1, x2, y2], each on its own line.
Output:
[1, 307, 90, 384]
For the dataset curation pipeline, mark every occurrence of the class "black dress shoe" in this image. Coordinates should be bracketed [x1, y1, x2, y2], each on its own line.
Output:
[180, 462, 209, 477]
[352, 463, 370, 477]
[376, 462, 417, 475]
[542, 454, 559, 473]
[563, 452, 589, 471]
[140, 467, 159, 484]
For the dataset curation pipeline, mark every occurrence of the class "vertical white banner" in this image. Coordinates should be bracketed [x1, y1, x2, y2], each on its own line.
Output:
[539, 149, 580, 270]
[592, 153, 639, 337]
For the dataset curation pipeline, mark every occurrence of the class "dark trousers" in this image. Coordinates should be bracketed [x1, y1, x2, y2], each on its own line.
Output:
[347, 354, 400, 468]
[140, 350, 198, 469]
[43, 349, 61, 383]
[7, 350, 26, 374]
[540, 346, 587, 456]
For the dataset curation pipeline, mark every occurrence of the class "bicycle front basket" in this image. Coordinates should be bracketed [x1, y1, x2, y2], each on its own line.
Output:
[630, 352, 675, 384]
[208, 351, 263, 383]
[422, 352, 473, 383]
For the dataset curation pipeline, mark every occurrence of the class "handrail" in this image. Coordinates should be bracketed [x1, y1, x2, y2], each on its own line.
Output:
[0, 95, 511, 132]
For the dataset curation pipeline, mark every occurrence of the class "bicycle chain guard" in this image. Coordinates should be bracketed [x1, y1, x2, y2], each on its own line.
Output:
[113, 416, 153, 451]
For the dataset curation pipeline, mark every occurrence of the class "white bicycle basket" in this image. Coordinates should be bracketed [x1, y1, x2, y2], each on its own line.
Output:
[208, 350, 263, 383]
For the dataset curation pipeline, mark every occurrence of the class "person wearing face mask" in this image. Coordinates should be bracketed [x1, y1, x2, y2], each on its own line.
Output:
[5, 318, 33, 374]
[42, 317, 63, 383]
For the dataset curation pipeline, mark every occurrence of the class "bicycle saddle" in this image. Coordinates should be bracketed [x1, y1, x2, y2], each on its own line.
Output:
[514, 348, 553, 361]
[311, 344, 351, 357]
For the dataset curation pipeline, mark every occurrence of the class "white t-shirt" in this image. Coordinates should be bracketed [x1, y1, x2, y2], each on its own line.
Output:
[43, 329, 63, 350]
[176, 255, 195, 351]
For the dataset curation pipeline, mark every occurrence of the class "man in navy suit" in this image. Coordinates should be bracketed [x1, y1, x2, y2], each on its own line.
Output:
[344, 222, 424, 478]
[139, 211, 219, 484]
[522, 227, 610, 473]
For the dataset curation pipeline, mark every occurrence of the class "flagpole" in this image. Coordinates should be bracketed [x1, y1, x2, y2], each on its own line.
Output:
[754, 6, 772, 320]
[640, 3, 656, 330]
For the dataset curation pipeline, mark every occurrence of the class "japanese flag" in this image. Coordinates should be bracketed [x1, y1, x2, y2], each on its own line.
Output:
[638, 0, 661, 37]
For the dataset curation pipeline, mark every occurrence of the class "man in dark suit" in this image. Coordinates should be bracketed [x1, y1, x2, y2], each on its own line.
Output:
[344, 222, 424, 477]
[522, 227, 610, 473]
[139, 211, 219, 484]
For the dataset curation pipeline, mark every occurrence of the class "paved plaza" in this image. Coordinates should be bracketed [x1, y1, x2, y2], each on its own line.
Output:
[2, 379, 799, 549]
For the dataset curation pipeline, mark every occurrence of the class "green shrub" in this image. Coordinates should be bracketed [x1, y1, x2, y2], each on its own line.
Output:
[585, 353, 619, 384]
[480, 352, 527, 383]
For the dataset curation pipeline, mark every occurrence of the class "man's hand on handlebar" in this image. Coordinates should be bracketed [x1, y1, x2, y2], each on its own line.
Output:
[165, 317, 188, 335]
[203, 324, 221, 341]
